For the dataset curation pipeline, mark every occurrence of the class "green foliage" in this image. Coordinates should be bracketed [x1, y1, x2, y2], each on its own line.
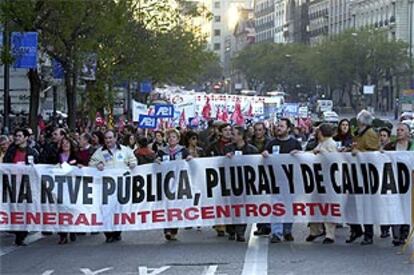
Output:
[1, 0, 216, 127]
[233, 29, 410, 106]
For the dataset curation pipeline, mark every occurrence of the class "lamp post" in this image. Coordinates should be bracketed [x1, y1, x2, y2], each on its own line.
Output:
[410, 0, 413, 88]
[2, 14, 10, 135]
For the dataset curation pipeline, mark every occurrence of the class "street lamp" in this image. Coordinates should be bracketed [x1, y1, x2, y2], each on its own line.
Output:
[2, 15, 10, 135]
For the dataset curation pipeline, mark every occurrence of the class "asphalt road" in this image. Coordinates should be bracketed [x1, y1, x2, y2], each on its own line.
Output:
[1, 224, 412, 275]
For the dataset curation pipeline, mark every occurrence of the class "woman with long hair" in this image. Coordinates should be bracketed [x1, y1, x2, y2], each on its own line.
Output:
[57, 136, 78, 244]
[333, 119, 353, 149]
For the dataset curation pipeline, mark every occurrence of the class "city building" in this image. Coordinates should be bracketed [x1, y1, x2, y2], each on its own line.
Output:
[254, 0, 275, 43]
[225, 8, 255, 92]
[272, 0, 310, 44]
[308, 0, 329, 45]
[209, 0, 253, 64]
[274, 0, 288, 43]
[328, 0, 353, 36]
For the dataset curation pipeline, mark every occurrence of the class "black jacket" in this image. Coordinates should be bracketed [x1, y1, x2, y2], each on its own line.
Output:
[3, 144, 40, 164]
[39, 142, 59, 164]
[224, 142, 259, 156]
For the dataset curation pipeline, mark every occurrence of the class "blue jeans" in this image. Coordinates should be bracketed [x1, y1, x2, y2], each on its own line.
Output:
[271, 223, 293, 238]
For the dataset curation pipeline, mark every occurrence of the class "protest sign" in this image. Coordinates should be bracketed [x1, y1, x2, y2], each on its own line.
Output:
[0, 152, 412, 232]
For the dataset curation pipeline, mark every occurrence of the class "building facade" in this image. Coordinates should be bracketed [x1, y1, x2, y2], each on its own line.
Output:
[328, 0, 352, 36]
[308, 0, 329, 45]
[209, 0, 253, 64]
[254, 0, 275, 43]
[274, 0, 288, 43]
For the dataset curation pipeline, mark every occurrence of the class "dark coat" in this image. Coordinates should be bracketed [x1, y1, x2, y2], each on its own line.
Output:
[224, 142, 259, 156]
[39, 142, 60, 164]
[3, 144, 40, 164]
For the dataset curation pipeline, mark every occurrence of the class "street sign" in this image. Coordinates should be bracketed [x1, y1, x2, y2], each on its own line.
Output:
[140, 80, 152, 93]
[52, 59, 64, 79]
[363, 85, 375, 95]
[11, 32, 38, 68]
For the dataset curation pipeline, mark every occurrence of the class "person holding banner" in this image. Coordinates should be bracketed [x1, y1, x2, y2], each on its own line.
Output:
[251, 122, 272, 236]
[185, 131, 205, 158]
[262, 118, 302, 243]
[156, 128, 192, 241]
[150, 130, 167, 154]
[347, 110, 379, 245]
[0, 135, 10, 163]
[57, 136, 79, 244]
[224, 126, 259, 242]
[40, 128, 66, 165]
[383, 123, 412, 246]
[3, 128, 39, 246]
[378, 127, 392, 239]
[89, 129, 137, 243]
[206, 123, 233, 237]
[333, 119, 353, 150]
[307, 123, 338, 244]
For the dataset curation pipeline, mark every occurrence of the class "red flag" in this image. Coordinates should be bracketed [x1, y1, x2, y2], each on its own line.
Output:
[231, 100, 244, 125]
[222, 106, 229, 122]
[179, 110, 186, 129]
[246, 103, 253, 117]
[201, 97, 211, 120]
[216, 106, 223, 121]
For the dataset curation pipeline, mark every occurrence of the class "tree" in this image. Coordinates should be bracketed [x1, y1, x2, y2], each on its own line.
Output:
[2, 0, 216, 129]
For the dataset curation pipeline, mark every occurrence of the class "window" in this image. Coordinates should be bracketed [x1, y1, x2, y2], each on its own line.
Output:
[214, 43, 221, 50]
[214, 16, 221, 22]
[214, 29, 221, 36]
[214, 1, 220, 9]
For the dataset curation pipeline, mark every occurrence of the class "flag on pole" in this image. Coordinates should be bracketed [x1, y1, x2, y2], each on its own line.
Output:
[179, 110, 186, 129]
[202, 97, 211, 120]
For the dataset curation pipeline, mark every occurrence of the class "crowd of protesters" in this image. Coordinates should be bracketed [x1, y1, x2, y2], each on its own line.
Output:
[0, 109, 411, 247]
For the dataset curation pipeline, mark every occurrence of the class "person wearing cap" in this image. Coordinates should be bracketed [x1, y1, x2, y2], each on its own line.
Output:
[346, 110, 379, 245]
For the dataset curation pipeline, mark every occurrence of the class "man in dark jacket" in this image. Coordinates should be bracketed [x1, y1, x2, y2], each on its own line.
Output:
[3, 128, 39, 246]
[262, 118, 302, 243]
[205, 123, 232, 236]
[40, 128, 66, 164]
[250, 122, 272, 236]
[224, 126, 259, 242]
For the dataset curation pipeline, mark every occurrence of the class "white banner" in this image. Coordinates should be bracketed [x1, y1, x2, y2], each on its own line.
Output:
[132, 100, 148, 122]
[0, 152, 412, 232]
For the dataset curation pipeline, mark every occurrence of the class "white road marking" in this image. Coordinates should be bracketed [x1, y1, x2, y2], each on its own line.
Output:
[138, 266, 170, 275]
[80, 267, 113, 275]
[201, 265, 218, 275]
[41, 270, 55, 275]
[241, 224, 268, 275]
[0, 232, 44, 257]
